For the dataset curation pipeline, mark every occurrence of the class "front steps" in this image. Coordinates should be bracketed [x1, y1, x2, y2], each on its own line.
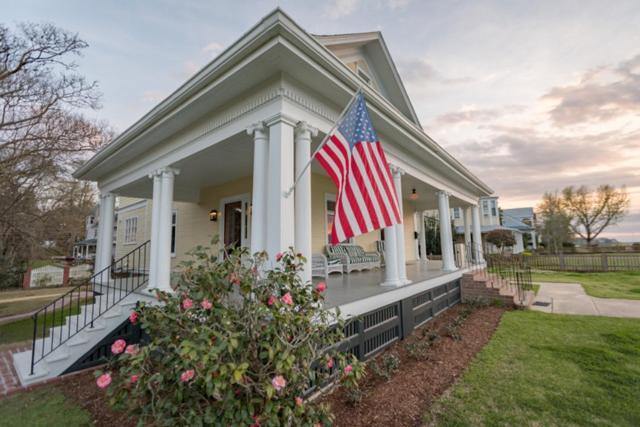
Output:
[461, 272, 533, 308]
[12, 291, 157, 386]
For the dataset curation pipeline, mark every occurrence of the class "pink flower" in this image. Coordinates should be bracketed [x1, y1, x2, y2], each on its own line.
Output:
[130, 374, 139, 384]
[229, 272, 241, 285]
[129, 311, 138, 324]
[111, 339, 126, 355]
[275, 252, 283, 262]
[200, 299, 212, 310]
[343, 365, 353, 374]
[271, 375, 286, 391]
[281, 292, 293, 306]
[182, 298, 193, 310]
[125, 344, 139, 355]
[96, 373, 112, 389]
[267, 295, 277, 306]
[295, 396, 303, 406]
[180, 369, 195, 383]
[251, 415, 261, 427]
[315, 282, 327, 293]
[326, 358, 334, 369]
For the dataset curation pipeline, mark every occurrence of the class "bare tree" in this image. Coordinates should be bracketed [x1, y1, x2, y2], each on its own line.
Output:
[537, 192, 573, 254]
[561, 185, 630, 246]
[0, 23, 110, 287]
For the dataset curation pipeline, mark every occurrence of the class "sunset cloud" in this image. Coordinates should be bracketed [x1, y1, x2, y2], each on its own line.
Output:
[542, 54, 640, 126]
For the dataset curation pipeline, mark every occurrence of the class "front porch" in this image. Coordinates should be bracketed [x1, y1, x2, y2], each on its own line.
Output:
[319, 260, 450, 309]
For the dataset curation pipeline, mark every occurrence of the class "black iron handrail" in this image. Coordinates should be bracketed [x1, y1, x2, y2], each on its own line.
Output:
[29, 240, 150, 375]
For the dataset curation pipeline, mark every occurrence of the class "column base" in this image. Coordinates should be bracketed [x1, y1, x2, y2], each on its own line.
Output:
[380, 279, 405, 287]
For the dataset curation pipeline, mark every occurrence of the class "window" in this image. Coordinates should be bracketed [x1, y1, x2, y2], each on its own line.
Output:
[453, 207, 461, 219]
[171, 211, 177, 256]
[482, 200, 489, 217]
[491, 200, 497, 216]
[325, 196, 336, 244]
[124, 217, 137, 244]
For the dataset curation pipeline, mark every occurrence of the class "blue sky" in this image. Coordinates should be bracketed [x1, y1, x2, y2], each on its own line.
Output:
[6, 0, 640, 241]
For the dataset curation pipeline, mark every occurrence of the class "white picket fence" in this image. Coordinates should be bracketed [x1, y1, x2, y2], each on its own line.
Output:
[29, 264, 93, 288]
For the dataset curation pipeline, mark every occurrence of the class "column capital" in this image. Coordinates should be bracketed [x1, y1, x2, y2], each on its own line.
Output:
[247, 121, 267, 137]
[264, 113, 297, 128]
[294, 121, 318, 139]
[389, 164, 405, 176]
[436, 190, 451, 198]
[150, 167, 180, 179]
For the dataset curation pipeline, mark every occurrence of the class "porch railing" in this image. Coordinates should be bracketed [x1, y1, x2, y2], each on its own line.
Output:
[29, 241, 150, 375]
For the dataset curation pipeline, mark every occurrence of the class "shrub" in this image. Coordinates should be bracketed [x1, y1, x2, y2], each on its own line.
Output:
[405, 340, 432, 360]
[97, 244, 363, 426]
[371, 352, 400, 381]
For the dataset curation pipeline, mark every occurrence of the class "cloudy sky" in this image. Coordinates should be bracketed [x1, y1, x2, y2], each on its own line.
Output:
[6, 0, 640, 241]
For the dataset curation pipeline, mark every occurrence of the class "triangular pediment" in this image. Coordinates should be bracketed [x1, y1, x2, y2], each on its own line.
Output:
[315, 32, 420, 127]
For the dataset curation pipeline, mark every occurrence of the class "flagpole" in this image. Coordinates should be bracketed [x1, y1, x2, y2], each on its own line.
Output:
[284, 87, 363, 198]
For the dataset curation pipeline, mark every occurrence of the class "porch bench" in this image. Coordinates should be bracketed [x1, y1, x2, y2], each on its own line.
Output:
[325, 244, 381, 273]
[312, 254, 343, 279]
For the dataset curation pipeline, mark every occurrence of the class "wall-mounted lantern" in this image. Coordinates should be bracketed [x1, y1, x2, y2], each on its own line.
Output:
[209, 209, 219, 222]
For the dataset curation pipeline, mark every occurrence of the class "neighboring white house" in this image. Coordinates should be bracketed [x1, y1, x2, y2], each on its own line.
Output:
[71, 204, 117, 261]
[452, 196, 526, 254]
[16, 9, 496, 385]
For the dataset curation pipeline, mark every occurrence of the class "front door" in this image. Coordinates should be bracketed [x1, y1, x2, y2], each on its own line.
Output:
[223, 201, 243, 250]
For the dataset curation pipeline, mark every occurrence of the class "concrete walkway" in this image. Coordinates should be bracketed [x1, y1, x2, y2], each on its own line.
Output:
[532, 282, 640, 318]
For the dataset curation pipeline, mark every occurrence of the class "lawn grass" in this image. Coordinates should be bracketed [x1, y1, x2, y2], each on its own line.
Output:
[0, 298, 92, 345]
[531, 271, 640, 300]
[0, 386, 91, 426]
[426, 311, 640, 426]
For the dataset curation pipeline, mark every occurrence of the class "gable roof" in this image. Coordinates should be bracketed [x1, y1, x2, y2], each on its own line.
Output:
[73, 8, 492, 197]
[314, 32, 420, 126]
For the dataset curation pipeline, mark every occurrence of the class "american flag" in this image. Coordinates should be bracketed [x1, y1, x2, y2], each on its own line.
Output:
[315, 93, 401, 245]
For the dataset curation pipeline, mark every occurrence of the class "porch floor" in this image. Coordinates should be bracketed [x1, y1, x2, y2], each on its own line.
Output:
[316, 260, 449, 308]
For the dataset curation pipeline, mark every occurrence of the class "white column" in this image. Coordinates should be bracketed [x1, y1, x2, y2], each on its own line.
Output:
[463, 206, 472, 259]
[247, 122, 269, 255]
[418, 211, 428, 262]
[148, 171, 162, 288]
[94, 197, 105, 274]
[391, 166, 410, 284]
[382, 226, 401, 286]
[472, 204, 484, 263]
[437, 191, 456, 271]
[294, 121, 317, 283]
[531, 231, 537, 249]
[156, 167, 179, 292]
[97, 192, 115, 275]
[265, 117, 295, 261]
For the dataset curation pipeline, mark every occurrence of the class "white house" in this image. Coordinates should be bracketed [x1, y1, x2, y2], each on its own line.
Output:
[15, 9, 494, 385]
[502, 207, 537, 250]
[452, 196, 527, 254]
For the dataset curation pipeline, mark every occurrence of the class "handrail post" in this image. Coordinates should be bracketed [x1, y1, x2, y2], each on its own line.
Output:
[30, 313, 37, 376]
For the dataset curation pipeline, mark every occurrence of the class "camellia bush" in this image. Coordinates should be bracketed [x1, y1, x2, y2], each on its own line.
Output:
[96, 243, 364, 426]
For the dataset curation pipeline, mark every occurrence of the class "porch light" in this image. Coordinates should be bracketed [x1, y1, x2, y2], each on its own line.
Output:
[409, 188, 418, 201]
[209, 209, 219, 222]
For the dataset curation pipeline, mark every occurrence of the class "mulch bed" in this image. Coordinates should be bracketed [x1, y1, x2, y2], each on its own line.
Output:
[58, 371, 136, 427]
[324, 304, 506, 427]
[4, 304, 505, 427]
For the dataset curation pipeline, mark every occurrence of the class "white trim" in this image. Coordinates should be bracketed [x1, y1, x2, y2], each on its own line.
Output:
[337, 267, 469, 319]
[115, 199, 147, 214]
[219, 193, 251, 250]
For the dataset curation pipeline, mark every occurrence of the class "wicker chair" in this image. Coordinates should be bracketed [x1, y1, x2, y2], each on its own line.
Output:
[312, 253, 343, 279]
[325, 244, 381, 273]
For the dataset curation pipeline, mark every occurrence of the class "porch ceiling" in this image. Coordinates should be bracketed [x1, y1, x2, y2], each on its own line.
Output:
[115, 132, 253, 201]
